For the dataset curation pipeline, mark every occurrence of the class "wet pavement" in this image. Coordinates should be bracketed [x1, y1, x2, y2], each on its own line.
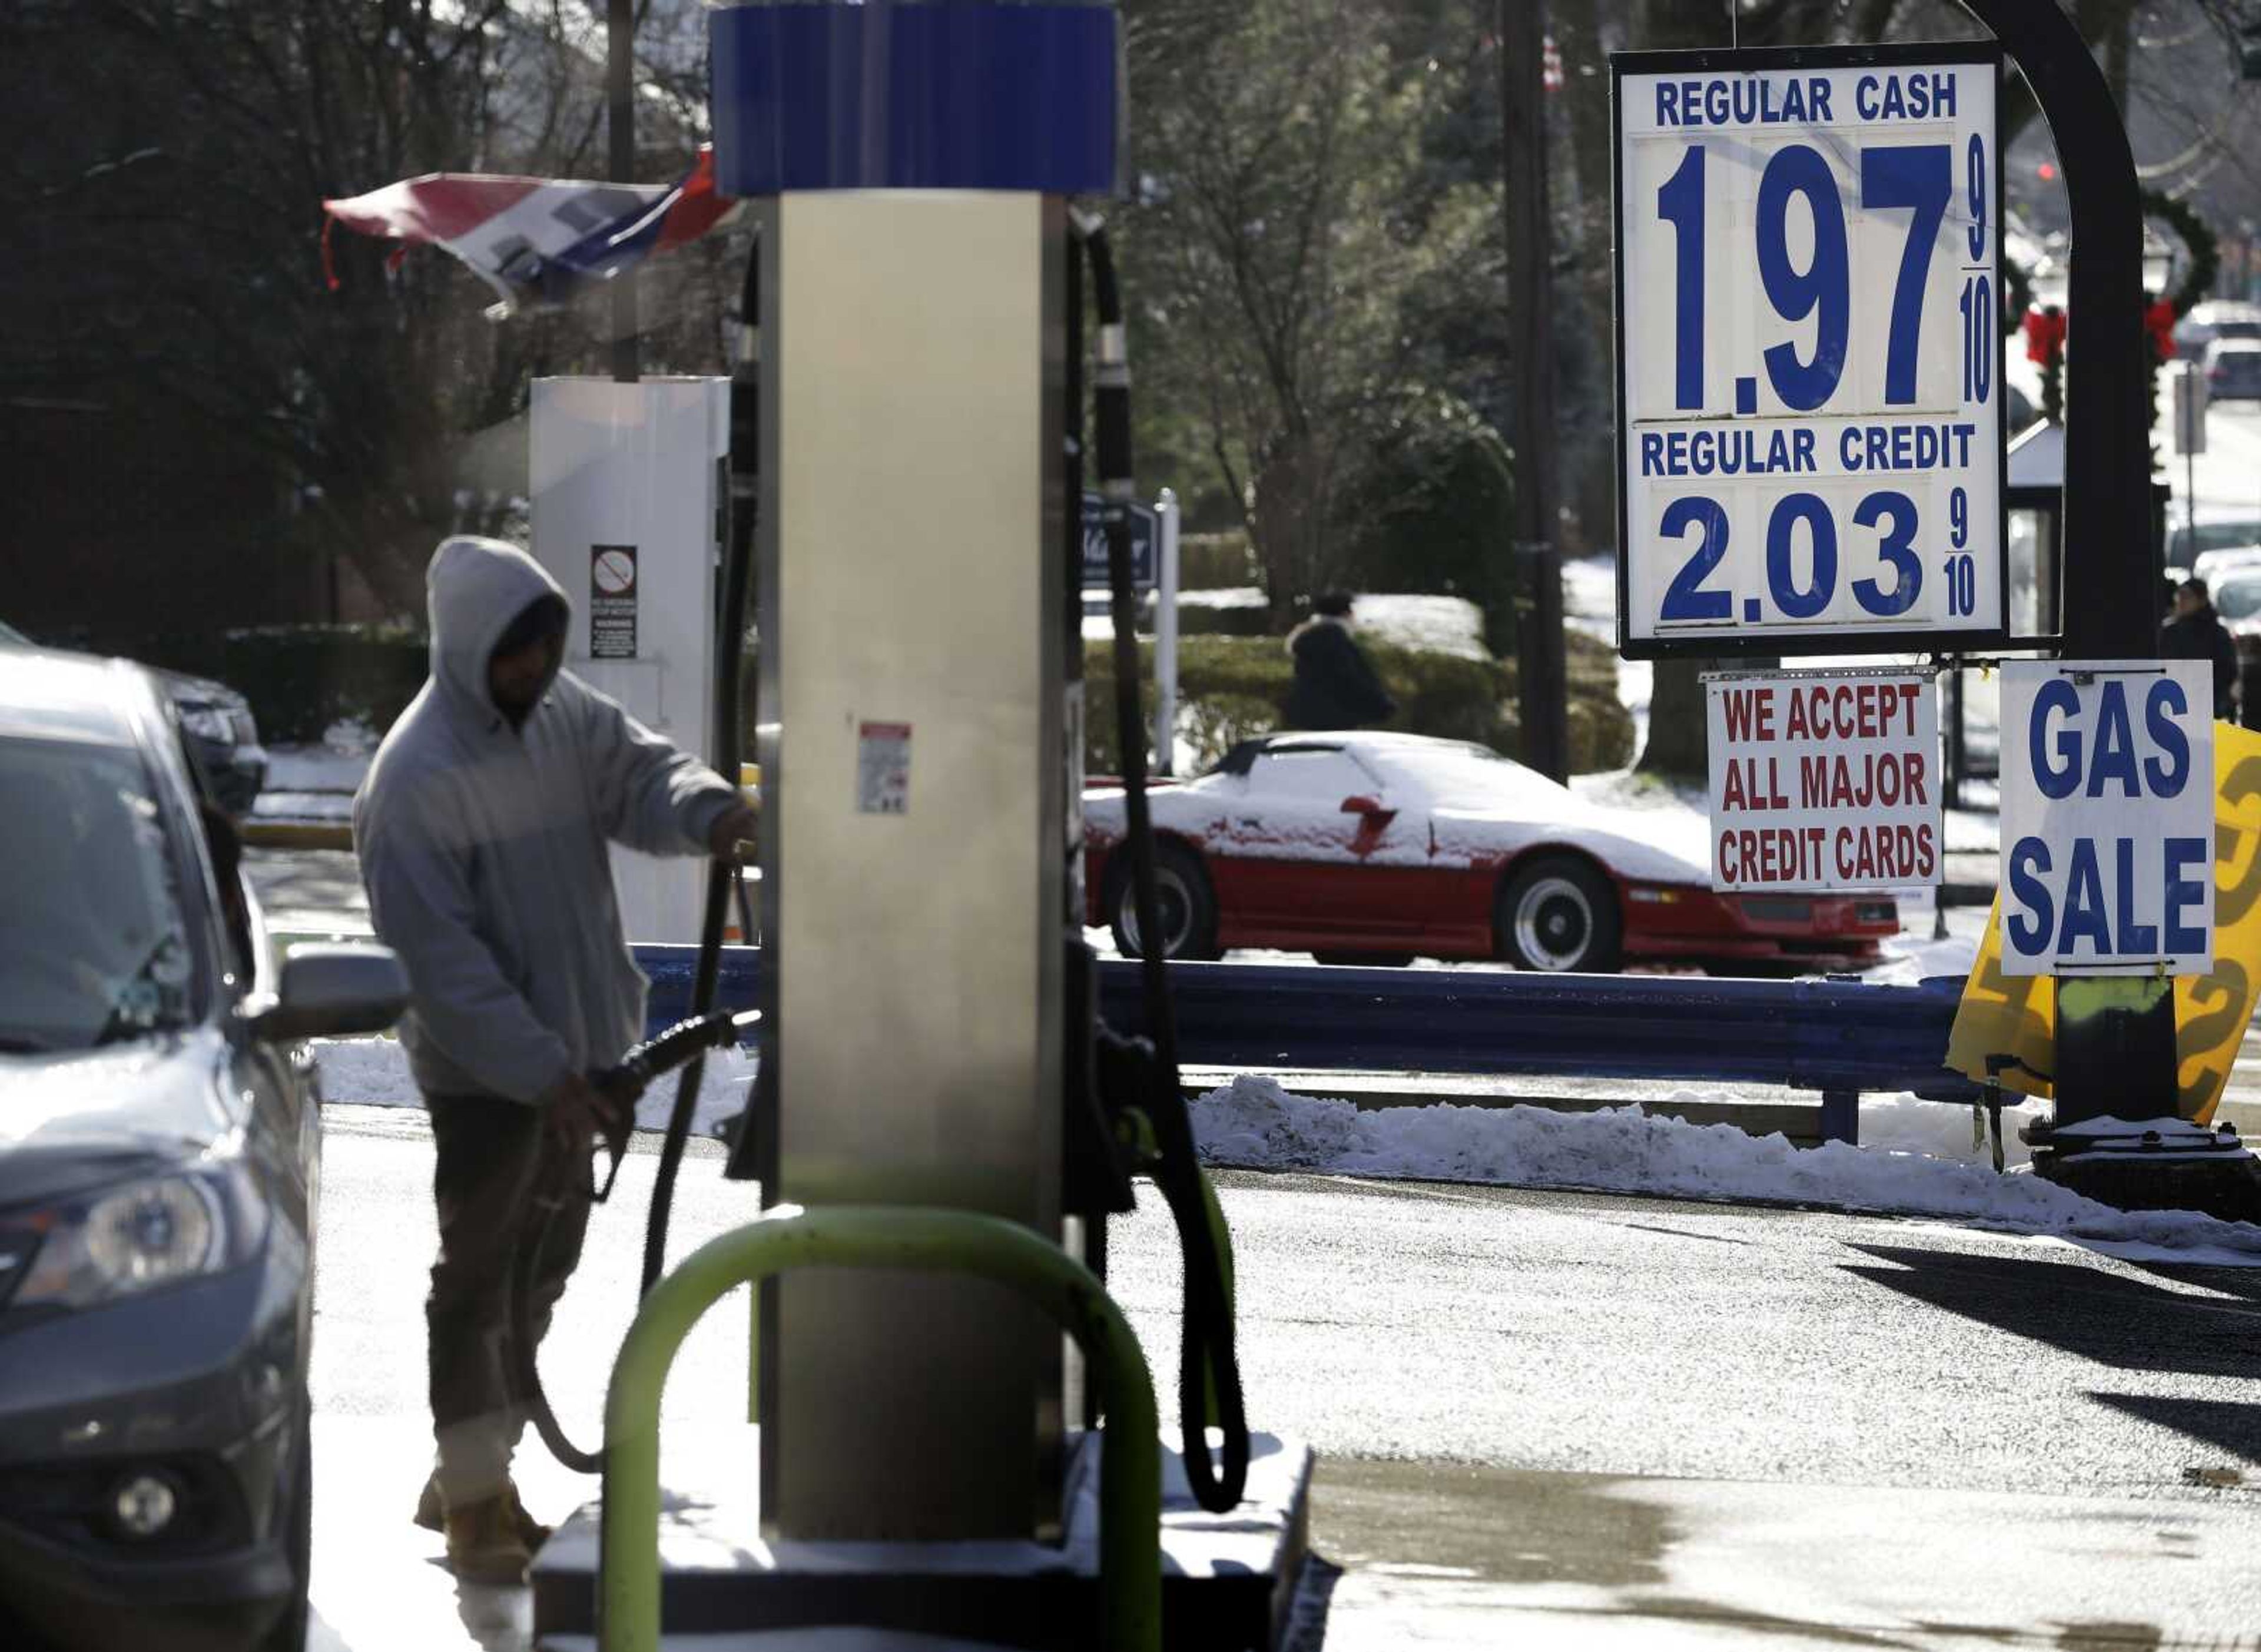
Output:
[306, 1111, 2261, 1650]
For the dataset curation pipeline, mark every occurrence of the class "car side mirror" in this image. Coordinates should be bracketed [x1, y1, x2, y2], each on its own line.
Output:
[1340, 795, 1385, 815]
[250, 944, 409, 1043]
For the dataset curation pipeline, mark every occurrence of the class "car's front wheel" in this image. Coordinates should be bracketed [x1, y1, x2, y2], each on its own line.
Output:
[261, 1405, 311, 1651]
[1497, 856, 1622, 973]
[1106, 841, 1220, 960]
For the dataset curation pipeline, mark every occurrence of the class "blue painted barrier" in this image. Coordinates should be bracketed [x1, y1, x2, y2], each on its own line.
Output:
[633, 946, 1981, 1143]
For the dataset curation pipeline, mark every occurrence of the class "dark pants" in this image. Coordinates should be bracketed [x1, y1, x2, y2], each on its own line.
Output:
[425, 1094, 592, 1508]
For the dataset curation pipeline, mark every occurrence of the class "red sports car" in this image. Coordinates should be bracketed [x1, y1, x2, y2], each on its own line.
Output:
[1084, 732, 1898, 973]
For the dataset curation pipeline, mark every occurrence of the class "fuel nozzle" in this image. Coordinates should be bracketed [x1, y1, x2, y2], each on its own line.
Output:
[578, 1009, 763, 1201]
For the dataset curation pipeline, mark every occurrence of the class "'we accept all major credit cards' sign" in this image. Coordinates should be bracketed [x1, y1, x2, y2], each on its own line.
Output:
[1613, 44, 2004, 658]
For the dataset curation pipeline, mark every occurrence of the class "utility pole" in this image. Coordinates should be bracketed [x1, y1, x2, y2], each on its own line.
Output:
[1502, 0, 1571, 782]
[609, 0, 639, 383]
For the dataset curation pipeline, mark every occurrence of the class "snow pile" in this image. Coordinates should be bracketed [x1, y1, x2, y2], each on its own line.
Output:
[1559, 555, 1617, 641]
[312, 1036, 755, 1138]
[260, 736, 376, 822]
[1168, 589, 1488, 659]
[1342, 594, 1488, 661]
[1864, 930, 1980, 986]
[263, 743, 373, 796]
[1176, 586, 1268, 611]
[1191, 1074, 2261, 1263]
[255, 791, 354, 822]
[324, 715, 377, 754]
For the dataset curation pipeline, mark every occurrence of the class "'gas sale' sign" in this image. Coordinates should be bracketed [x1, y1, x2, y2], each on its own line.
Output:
[1705, 668, 1940, 893]
[2000, 661, 2214, 978]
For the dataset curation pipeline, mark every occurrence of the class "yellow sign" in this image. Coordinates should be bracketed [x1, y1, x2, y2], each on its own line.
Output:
[1947, 723, 2261, 1124]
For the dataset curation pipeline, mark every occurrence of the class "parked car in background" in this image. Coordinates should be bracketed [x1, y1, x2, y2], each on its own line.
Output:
[0, 646, 406, 1651]
[2205, 339, 2261, 403]
[2192, 545, 2261, 592]
[0, 621, 267, 815]
[1085, 732, 1898, 973]
[2167, 519, 2261, 580]
[2212, 570, 2261, 728]
[2175, 298, 2261, 360]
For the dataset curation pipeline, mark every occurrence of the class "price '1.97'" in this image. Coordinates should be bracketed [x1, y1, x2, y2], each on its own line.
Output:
[1656, 134, 1991, 412]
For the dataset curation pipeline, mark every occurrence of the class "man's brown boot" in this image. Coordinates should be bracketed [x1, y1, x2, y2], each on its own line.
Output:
[443, 1495, 533, 1585]
[505, 1481, 553, 1552]
[417, 1472, 548, 1551]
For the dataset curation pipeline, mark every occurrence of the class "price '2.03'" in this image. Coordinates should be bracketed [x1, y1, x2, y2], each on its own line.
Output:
[1659, 485, 1981, 623]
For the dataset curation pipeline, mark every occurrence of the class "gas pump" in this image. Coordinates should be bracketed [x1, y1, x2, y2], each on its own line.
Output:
[529, 376, 732, 946]
[519, 4, 1311, 1646]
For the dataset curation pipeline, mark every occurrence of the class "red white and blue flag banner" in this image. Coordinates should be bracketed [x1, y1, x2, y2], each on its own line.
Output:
[321, 146, 734, 314]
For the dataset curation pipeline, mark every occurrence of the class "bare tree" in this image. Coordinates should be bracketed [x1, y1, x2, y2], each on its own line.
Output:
[0, 0, 734, 617]
[1124, 0, 1496, 626]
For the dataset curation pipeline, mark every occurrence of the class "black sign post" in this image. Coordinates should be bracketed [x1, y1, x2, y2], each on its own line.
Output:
[1954, 2, 2253, 1213]
[1952, 6, 2160, 1146]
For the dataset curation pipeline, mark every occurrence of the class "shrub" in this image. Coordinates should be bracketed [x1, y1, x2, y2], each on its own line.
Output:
[1172, 595, 1275, 638]
[215, 625, 430, 743]
[102, 623, 430, 745]
[1178, 531, 1255, 589]
[1084, 628, 1633, 776]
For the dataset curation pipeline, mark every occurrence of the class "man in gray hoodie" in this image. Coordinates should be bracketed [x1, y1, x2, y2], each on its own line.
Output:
[354, 536, 755, 1581]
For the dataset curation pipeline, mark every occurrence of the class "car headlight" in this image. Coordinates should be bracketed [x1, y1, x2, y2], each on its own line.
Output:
[11, 1169, 255, 1310]
[178, 705, 233, 742]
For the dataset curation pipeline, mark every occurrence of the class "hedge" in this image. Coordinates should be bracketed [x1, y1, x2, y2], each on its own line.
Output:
[1084, 630, 1633, 776]
[104, 623, 430, 745]
[1179, 532, 1255, 589]
[115, 617, 1634, 778]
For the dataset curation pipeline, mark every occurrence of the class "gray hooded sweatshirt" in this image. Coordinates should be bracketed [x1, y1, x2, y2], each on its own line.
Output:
[354, 536, 736, 1104]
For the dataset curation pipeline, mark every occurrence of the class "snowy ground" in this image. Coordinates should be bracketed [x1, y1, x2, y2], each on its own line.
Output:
[307, 1029, 2261, 1261]
[1190, 1073, 2261, 1267]
[1162, 588, 1489, 660]
[257, 720, 374, 822]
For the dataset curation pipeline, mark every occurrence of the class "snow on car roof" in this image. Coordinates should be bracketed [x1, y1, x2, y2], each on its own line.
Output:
[1246, 731, 1569, 807]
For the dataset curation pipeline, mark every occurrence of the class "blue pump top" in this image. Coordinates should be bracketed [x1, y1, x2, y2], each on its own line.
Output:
[711, 1, 1122, 197]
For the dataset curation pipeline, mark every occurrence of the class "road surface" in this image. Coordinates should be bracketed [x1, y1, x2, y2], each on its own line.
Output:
[305, 1106, 2261, 1651]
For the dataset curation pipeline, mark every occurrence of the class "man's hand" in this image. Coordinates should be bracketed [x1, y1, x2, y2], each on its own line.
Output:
[538, 1072, 622, 1159]
[707, 798, 760, 858]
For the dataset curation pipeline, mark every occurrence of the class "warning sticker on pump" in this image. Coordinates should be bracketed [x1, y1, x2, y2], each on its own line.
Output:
[589, 544, 637, 659]
[857, 721, 911, 815]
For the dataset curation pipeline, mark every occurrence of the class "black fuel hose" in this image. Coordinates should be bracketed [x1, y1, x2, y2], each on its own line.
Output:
[511, 1010, 758, 1473]
[1078, 215, 1250, 1513]
[639, 240, 761, 1298]
[512, 240, 762, 1476]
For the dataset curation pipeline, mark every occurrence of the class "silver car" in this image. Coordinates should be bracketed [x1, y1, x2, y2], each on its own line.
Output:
[2207, 339, 2261, 403]
[0, 648, 403, 1651]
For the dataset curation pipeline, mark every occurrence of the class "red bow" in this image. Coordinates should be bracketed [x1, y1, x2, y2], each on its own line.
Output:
[2144, 297, 2178, 362]
[2022, 306, 2067, 366]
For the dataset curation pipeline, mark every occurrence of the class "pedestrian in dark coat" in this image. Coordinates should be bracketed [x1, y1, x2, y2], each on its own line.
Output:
[2160, 576, 2239, 721]
[1282, 591, 1397, 731]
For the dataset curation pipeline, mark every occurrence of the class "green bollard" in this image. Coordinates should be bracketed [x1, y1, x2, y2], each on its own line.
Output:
[598, 1204, 1162, 1652]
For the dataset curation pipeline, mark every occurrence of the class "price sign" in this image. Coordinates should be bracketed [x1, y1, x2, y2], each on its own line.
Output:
[1612, 45, 2004, 657]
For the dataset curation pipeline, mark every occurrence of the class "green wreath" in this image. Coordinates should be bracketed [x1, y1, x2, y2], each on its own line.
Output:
[2000, 252, 2032, 340]
[2143, 188, 2218, 316]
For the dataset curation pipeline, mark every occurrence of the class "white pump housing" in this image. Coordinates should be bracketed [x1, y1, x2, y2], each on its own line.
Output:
[529, 376, 732, 943]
